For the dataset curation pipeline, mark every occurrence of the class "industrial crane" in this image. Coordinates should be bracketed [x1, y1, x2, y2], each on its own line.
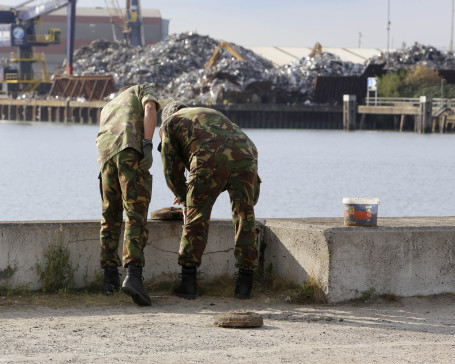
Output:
[105, 0, 143, 46]
[0, 0, 76, 96]
[309, 42, 323, 58]
[205, 41, 245, 69]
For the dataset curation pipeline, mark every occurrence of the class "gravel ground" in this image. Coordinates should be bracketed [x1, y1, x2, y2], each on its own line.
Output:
[1, 293, 455, 363]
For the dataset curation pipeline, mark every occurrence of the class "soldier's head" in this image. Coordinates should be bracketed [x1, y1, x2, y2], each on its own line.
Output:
[161, 101, 187, 122]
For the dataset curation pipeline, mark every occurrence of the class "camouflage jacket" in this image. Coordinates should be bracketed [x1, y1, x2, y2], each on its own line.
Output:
[159, 107, 258, 202]
[96, 84, 160, 168]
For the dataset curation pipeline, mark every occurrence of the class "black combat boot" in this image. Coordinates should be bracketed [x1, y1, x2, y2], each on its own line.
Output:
[102, 267, 120, 296]
[235, 269, 254, 299]
[121, 265, 151, 306]
[174, 266, 197, 299]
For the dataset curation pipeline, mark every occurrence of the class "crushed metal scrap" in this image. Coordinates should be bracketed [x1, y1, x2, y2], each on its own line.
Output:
[367, 42, 455, 70]
[55, 35, 455, 104]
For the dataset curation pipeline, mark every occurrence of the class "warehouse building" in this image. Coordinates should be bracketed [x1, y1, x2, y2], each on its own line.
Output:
[0, 6, 169, 74]
[245, 46, 387, 66]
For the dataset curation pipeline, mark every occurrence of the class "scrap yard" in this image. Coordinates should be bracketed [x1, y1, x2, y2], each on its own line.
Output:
[1, 1, 455, 132]
[1, 3, 455, 362]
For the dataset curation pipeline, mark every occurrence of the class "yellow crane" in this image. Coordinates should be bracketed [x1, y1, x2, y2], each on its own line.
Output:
[104, 0, 130, 42]
[104, 0, 143, 46]
[309, 42, 323, 58]
[205, 41, 245, 69]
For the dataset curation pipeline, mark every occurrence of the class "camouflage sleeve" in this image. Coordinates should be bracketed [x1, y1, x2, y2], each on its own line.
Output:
[141, 85, 161, 112]
[160, 126, 187, 203]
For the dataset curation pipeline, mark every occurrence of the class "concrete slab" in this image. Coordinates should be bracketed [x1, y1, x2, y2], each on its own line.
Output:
[0, 220, 250, 290]
[264, 217, 455, 302]
[1, 217, 454, 303]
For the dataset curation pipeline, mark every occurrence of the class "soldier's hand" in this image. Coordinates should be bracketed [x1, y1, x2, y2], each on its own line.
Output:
[139, 140, 153, 170]
[172, 197, 187, 224]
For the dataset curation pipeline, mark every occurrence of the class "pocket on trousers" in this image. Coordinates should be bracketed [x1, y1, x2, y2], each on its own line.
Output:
[144, 172, 153, 195]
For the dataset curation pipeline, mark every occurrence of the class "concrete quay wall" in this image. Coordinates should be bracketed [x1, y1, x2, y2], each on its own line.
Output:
[1, 217, 454, 302]
[264, 217, 455, 302]
[0, 220, 243, 292]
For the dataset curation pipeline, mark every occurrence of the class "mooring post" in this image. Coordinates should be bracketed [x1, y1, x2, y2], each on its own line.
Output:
[416, 96, 433, 133]
[400, 114, 406, 132]
[440, 115, 447, 133]
[343, 95, 357, 131]
[359, 113, 366, 129]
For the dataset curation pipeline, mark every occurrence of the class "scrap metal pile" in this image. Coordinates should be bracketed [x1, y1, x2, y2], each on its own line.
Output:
[367, 43, 455, 70]
[272, 53, 365, 103]
[55, 33, 455, 104]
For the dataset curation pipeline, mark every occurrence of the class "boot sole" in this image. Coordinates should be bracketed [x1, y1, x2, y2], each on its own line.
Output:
[121, 286, 151, 306]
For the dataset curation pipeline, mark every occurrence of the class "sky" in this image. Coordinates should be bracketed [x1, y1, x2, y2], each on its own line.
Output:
[1, 0, 454, 50]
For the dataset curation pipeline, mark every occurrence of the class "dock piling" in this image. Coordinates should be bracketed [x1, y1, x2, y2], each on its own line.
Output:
[416, 96, 433, 133]
[343, 94, 357, 131]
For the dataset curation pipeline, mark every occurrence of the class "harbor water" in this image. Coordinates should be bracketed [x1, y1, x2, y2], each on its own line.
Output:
[1, 121, 454, 221]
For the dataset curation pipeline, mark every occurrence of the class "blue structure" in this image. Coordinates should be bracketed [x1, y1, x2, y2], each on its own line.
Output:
[125, 0, 142, 47]
[0, 0, 76, 95]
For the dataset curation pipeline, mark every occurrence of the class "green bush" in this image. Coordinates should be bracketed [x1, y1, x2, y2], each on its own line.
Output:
[36, 227, 75, 293]
[288, 278, 327, 304]
[377, 65, 450, 98]
[378, 71, 405, 97]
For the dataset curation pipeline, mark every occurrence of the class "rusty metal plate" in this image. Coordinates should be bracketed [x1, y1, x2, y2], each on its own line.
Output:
[49, 75, 116, 101]
[214, 311, 263, 328]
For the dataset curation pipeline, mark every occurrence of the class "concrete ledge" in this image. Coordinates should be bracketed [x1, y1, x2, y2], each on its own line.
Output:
[0, 220, 252, 291]
[264, 217, 455, 302]
[1, 217, 455, 302]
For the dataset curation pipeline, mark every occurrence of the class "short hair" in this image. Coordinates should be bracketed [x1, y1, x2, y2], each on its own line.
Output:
[161, 101, 188, 122]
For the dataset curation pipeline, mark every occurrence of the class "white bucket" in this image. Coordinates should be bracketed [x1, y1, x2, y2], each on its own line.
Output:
[342, 197, 380, 227]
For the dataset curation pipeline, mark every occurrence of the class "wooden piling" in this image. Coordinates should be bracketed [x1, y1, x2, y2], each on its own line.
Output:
[399, 115, 406, 132]
[343, 95, 357, 131]
[359, 113, 366, 129]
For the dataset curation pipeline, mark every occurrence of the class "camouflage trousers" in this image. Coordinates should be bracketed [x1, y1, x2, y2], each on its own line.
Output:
[99, 148, 153, 268]
[179, 157, 261, 270]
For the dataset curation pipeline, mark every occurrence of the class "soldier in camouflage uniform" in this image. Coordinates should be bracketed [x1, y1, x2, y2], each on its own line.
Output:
[96, 84, 160, 306]
[159, 101, 261, 299]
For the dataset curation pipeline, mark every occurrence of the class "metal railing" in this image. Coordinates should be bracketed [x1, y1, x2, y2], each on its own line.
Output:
[432, 98, 455, 109]
[366, 97, 420, 106]
[4, 72, 49, 83]
[4, 73, 36, 82]
[4, 51, 50, 85]
[365, 96, 455, 109]
[9, 51, 46, 61]
[27, 34, 53, 43]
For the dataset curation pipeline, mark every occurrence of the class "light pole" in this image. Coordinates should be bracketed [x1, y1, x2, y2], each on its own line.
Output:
[450, 0, 454, 54]
[387, 0, 391, 65]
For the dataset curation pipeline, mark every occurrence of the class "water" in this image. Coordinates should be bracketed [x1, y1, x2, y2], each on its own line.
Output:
[1, 121, 454, 221]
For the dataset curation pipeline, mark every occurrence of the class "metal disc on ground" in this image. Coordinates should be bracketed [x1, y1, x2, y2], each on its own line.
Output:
[214, 311, 263, 328]
[150, 207, 183, 220]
